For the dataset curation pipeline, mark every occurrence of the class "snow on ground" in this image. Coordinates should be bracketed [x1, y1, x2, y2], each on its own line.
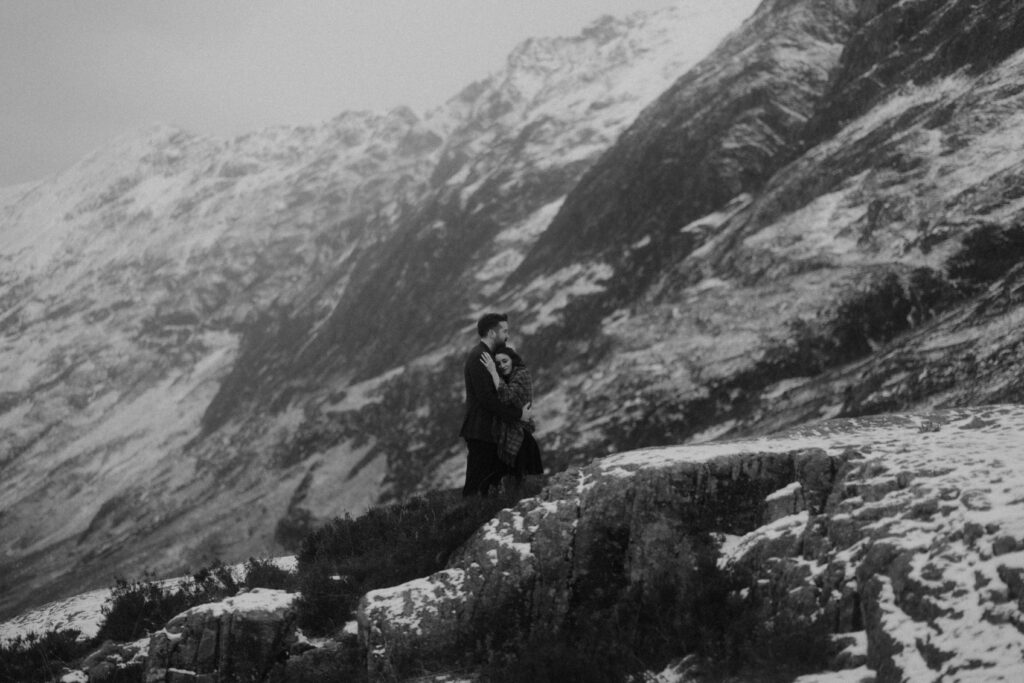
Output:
[362, 568, 467, 637]
[0, 557, 297, 644]
[516, 261, 615, 334]
[0, 588, 111, 644]
[595, 407, 1019, 474]
[793, 667, 875, 683]
[165, 588, 296, 622]
[476, 197, 566, 297]
[324, 365, 406, 412]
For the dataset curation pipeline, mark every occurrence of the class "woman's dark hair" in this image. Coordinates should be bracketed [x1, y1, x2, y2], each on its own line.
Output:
[493, 345, 524, 368]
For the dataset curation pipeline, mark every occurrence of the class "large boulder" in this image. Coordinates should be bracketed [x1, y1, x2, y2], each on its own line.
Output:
[359, 405, 1024, 681]
[144, 589, 297, 682]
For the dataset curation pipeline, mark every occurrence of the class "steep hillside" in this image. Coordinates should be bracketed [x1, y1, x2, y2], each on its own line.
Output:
[494, 0, 1024, 463]
[0, 0, 759, 621]
[0, 109, 445, 618]
[4, 0, 1024, 634]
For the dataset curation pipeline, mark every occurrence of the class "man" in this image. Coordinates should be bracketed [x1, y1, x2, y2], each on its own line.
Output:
[460, 312, 527, 496]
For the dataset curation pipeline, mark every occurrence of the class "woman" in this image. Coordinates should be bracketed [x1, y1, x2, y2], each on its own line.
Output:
[481, 345, 544, 481]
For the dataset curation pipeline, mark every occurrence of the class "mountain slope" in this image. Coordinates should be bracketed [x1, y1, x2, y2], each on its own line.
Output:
[4, 0, 1024, 632]
[490, 0, 1024, 461]
[0, 0, 760, 621]
[0, 109, 447, 618]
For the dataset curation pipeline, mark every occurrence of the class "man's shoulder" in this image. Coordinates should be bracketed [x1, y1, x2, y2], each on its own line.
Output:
[463, 341, 486, 365]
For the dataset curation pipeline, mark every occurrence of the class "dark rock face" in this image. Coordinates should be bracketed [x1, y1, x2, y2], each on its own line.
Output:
[360, 441, 850, 675]
[514, 0, 862, 289]
[808, 0, 1024, 143]
[360, 405, 1024, 681]
[502, 0, 1024, 472]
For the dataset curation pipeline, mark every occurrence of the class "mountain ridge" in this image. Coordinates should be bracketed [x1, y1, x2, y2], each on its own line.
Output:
[0, 0, 762, 621]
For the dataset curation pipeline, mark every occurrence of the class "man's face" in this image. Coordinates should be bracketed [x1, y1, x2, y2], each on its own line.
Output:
[494, 321, 509, 344]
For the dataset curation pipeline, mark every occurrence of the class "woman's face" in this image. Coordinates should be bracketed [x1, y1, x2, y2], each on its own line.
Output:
[495, 353, 513, 376]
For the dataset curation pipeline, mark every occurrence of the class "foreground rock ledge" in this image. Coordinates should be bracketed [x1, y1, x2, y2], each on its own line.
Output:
[145, 589, 297, 682]
[359, 405, 1024, 681]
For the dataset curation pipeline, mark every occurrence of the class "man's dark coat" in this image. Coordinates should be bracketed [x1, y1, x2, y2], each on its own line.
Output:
[460, 341, 521, 443]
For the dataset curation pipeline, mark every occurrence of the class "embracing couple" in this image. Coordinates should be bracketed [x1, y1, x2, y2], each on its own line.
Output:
[459, 312, 544, 497]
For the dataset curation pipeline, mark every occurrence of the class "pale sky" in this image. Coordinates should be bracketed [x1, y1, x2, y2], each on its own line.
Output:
[0, 0, 679, 187]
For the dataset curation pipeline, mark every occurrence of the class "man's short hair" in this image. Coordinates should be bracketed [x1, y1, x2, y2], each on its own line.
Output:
[477, 312, 508, 338]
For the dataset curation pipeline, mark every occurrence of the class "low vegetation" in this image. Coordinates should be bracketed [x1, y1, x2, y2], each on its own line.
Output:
[95, 557, 298, 643]
[0, 557, 298, 681]
[0, 485, 540, 679]
[0, 628, 94, 683]
[294, 482, 543, 635]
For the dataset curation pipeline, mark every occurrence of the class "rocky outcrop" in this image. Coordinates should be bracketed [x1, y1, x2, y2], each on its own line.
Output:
[144, 589, 297, 682]
[360, 405, 1024, 681]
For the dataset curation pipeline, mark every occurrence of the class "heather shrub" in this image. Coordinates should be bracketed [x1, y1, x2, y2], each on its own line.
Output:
[93, 555, 301, 644]
[294, 482, 542, 635]
[94, 560, 245, 642]
[279, 633, 368, 682]
[242, 556, 298, 591]
[0, 629, 92, 683]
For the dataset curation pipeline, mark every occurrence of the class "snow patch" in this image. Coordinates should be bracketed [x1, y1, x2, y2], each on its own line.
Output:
[766, 481, 802, 502]
[518, 261, 614, 334]
[363, 568, 467, 635]
[0, 560, 297, 644]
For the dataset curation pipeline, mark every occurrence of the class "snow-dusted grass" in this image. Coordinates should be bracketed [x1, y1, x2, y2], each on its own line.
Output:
[0, 557, 296, 644]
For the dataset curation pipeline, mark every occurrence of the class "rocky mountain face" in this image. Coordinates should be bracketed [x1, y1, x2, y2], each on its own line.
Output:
[2, 1, 1024, 657]
[498, 0, 1024, 461]
[0, 0, 760, 621]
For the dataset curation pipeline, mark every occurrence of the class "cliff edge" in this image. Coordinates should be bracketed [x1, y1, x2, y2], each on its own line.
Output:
[361, 404, 1024, 681]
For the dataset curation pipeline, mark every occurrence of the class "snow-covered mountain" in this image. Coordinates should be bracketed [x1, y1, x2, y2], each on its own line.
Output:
[0, 0, 761, 620]
[3, 0, 1024, 642]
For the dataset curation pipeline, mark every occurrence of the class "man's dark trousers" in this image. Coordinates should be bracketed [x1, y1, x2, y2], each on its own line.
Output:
[462, 439, 508, 496]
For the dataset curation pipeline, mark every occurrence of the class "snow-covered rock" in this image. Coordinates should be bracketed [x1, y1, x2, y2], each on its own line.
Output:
[144, 589, 297, 682]
[360, 405, 1024, 681]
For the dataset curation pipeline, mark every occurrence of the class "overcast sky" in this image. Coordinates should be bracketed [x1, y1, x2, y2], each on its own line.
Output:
[0, 0, 681, 187]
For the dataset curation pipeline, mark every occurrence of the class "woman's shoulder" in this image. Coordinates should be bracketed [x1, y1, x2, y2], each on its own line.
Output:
[511, 365, 532, 382]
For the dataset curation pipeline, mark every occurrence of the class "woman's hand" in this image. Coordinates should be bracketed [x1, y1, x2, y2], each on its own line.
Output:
[480, 353, 500, 388]
[521, 401, 534, 422]
[480, 352, 497, 374]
